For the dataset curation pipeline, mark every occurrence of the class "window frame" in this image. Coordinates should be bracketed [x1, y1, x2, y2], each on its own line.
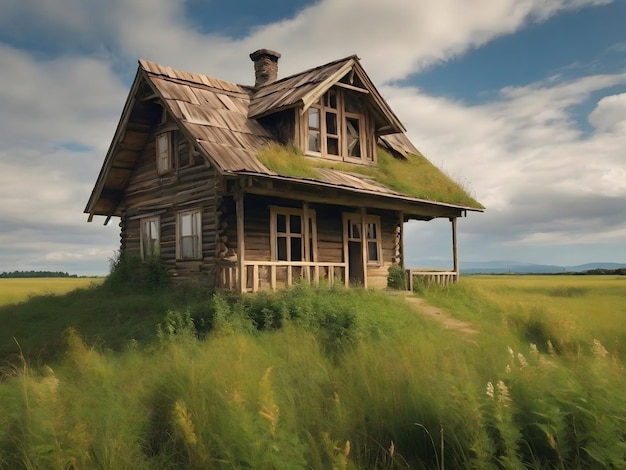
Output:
[156, 130, 176, 175]
[140, 216, 160, 260]
[270, 206, 317, 262]
[343, 213, 382, 266]
[176, 209, 202, 260]
[304, 87, 371, 163]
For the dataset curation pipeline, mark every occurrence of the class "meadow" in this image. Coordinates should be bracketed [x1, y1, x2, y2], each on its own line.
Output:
[0, 273, 624, 469]
[0, 278, 102, 306]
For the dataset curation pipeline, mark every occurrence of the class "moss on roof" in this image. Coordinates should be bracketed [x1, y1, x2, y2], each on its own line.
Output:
[257, 143, 484, 209]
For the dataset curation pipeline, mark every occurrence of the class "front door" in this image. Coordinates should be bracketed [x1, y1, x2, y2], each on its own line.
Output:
[344, 214, 364, 285]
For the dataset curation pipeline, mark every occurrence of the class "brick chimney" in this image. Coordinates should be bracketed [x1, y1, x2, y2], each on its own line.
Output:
[249, 49, 281, 87]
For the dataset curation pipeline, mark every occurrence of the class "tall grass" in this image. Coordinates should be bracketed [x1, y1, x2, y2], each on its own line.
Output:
[1, 280, 624, 469]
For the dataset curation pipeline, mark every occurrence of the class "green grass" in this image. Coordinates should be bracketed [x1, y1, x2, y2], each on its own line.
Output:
[0, 277, 624, 469]
[0, 278, 102, 306]
[257, 143, 484, 209]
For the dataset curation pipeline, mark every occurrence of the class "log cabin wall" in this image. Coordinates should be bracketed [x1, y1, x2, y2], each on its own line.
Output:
[119, 125, 223, 285]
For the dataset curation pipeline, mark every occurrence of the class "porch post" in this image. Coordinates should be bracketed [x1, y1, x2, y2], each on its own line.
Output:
[361, 207, 368, 289]
[397, 211, 405, 268]
[302, 201, 311, 282]
[451, 217, 459, 281]
[236, 194, 246, 293]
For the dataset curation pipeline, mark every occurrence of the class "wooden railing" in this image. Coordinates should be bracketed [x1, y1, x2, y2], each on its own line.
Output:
[219, 261, 349, 292]
[406, 269, 458, 290]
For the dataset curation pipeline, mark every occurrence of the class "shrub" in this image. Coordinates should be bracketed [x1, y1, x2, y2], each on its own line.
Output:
[387, 264, 407, 290]
[104, 251, 170, 292]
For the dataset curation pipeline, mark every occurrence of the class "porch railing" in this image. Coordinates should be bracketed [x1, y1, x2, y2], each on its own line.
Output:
[406, 269, 458, 290]
[219, 261, 349, 292]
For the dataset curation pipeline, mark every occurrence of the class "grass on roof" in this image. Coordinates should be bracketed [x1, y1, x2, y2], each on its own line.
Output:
[257, 143, 484, 209]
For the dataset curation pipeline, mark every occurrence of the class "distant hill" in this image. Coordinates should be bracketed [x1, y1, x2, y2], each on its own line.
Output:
[461, 261, 626, 275]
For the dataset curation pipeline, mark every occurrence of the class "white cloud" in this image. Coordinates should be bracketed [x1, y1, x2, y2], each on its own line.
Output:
[589, 93, 626, 132]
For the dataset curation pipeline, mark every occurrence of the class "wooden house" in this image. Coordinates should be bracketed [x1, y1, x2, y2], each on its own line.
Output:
[85, 49, 483, 292]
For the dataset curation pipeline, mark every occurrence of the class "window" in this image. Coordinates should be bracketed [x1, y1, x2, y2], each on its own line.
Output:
[156, 131, 174, 174]
[305, 87, 369, 162]
[140, 217, 160, 259]
[177, 210, 202, 260]
[270, 207, 317, 262]
[344, 214, 382, 265]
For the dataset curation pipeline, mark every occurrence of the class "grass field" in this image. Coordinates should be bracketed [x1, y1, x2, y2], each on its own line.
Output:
[0, 275, 624, 469]
[0, 278, 103, 306]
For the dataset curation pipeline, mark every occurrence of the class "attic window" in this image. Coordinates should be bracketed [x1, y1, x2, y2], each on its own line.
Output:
[305, 87, 370, 163]
[156, 132, 174, 174]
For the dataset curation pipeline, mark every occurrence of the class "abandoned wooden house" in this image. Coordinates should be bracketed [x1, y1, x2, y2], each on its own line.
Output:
[85, 49, 483, 292]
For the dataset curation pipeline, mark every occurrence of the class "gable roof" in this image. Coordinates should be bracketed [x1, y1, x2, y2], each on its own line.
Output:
[86, 56, 483, 220]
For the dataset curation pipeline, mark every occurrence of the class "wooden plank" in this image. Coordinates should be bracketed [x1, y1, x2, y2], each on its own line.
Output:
[252, 264, 259, 293]
[270, 265, 276, 290]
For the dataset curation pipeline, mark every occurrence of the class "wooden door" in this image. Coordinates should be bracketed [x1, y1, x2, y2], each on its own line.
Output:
[344, 214, 364, 285]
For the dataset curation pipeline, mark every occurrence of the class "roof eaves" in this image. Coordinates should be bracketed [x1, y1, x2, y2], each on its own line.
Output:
[85, 64, 144, 216]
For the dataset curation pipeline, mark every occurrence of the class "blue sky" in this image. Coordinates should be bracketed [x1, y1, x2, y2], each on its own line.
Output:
[0, 0, 625, 275]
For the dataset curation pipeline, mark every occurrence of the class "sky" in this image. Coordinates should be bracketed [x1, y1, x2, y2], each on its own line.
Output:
[0, 0, 625, 275]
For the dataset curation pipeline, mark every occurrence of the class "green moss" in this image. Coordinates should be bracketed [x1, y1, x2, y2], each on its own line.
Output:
[257, 144, 484, 209]
[257, 143, 320, 179]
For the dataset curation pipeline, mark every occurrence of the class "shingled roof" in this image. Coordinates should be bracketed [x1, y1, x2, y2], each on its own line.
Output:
[86, 55, 482, 219]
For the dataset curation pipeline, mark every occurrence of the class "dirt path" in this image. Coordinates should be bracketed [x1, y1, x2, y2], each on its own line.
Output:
[392, 292, 479, 336]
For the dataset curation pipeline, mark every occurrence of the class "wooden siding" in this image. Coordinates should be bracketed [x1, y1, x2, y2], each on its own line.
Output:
[120, 126, 223, 283]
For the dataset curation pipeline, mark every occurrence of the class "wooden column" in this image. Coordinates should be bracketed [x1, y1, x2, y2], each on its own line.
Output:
[451, 217, 459, 281]
[302, 201, 311, 282]
[236, 194, 245, 293]
[361, 207, 368, 289]
[397, 211, 405, 268]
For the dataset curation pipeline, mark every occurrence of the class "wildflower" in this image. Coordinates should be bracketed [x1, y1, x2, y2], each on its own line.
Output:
[173, 400, 198, 446]
[517, 353, 528, 368]
[530, 343, 539, 357]
[505, 364, 511, 374]
[547, 339, 556, 356]
[497, 380, 511, 407]
[592, 339, 609, 358]
[507, 346, 514, 358]
[486, 381, 494, 399]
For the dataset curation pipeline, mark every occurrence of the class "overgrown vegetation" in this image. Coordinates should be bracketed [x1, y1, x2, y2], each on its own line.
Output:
[257, 143, 484, 209]
[1, 276, 624, 469]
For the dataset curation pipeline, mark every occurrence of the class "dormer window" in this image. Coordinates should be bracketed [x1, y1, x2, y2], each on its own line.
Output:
[305, 87, 372, 163]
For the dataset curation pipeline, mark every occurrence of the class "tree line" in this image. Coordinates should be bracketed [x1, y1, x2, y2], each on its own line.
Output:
[0, 271, 78, 278]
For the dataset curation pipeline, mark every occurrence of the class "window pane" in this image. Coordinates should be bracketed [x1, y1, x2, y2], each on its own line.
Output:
[351, 223, 361, 239]
[290, 214, 301, 234]
[327, 137, 339, 156]
[308, 130, 320, 152]
[277, 214, 286, 233]
[308, 108, 319, 128]
[346, 118, 361, 158]
[291, 238, 302, 261]
[181, 236, 196, 258]
[367, 223, 377, 239]
[368, 241, 379, 262]
[181, 213, 192, 236]
[277, 237, 287, 261]
[326, 112, 337, 135]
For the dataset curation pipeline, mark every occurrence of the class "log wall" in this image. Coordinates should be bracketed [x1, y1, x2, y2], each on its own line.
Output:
[120, 128, 223, 284]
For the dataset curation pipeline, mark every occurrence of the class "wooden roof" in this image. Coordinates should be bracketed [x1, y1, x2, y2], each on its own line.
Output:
[86, 56, 481, 219]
